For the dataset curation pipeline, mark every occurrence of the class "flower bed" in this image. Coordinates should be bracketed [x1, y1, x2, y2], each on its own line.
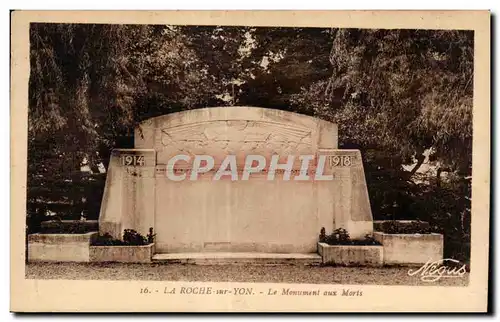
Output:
[317, 228, 383, 266]
[27, 228, 157, 263]
[89, 228, 155, 263]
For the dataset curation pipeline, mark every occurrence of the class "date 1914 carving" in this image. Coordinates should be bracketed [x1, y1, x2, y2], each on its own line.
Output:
[329, 155, 352, 167]
[121, 155, 146, 166]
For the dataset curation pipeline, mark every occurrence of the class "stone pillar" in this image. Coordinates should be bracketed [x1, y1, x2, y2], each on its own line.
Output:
[318, 149, 374, 239]
[99, 149, 156, 240]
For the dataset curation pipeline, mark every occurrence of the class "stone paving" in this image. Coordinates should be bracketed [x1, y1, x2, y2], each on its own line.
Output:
[26, 262, 469, 286]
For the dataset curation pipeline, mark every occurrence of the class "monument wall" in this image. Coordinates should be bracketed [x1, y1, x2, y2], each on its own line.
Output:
[99, 107, 374, 253]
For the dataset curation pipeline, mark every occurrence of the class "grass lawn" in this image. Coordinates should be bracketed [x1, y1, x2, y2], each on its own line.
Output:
[26, 262, 469, 286]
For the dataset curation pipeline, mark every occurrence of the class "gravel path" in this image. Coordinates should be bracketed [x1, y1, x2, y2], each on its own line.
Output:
[26, 262, 469, 286]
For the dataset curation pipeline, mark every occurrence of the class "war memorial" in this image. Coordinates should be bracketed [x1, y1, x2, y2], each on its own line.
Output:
[28, 106, 443, 266]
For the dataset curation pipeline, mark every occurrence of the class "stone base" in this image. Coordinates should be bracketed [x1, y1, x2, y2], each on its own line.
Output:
[373, 232, 443, 265]
[89, 244, 154, 263]
[27, 232, 97, 262]
[152, 252, 321, 265]
[317, 242, 384, 266]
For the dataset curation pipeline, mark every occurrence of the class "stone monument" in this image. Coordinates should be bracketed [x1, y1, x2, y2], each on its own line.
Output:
[99, 107, 374, 254]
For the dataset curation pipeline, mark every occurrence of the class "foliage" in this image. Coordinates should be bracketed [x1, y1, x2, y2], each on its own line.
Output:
[319, 228, 381, 246]
[410, 177, 471, 263]
[26, 206, 49, 234]
[321, 228, 350, 244]
[123, 229, 148, 246]
[376, 221, 432, 234]
[28, 23, 216, 226]
[319, 227, 326, 242]
[26, 172, 106, 234]
[39, 220, 98, 234]
[91, 229, 153, 246]
[29, 24, 215, 175]
[30, 24, 140, 170]
[179, 26, 334, 111]
[147, 227, 156, 244]
[237, 27, 334, 110]
[292, 28, 472, 262]
[91, 233, 126, 246]
[292, 29, 473, 173]
[178, 25, 253, 106]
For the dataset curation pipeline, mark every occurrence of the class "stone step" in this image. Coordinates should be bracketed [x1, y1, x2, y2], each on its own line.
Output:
[152, 252, 322, 265]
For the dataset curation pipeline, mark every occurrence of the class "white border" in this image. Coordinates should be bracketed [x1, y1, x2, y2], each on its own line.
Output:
[3, 2, 497, 320]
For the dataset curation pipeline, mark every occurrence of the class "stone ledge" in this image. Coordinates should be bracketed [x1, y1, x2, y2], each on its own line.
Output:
[152, 252, 321, 265]
[27, 232, 98, 262]
[317, 242, 383, 266]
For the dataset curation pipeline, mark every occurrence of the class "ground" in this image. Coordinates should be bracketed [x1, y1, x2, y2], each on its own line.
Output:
[26, 262, 469, 286]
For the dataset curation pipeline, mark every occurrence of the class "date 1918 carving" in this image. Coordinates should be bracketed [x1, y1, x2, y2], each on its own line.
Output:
[121, 155, 145, 166]
[328, 155, 352, 167]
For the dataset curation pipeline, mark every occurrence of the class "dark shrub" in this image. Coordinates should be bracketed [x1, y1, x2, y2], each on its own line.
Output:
[91, 229, 153, 246]
[39, 220, 98, 234]
[26, 172, 106, 226]
[26, 205, 49, 234]
[146, 227, 156, 244]
[377, 220, 432, 234]
[319, 228, 381, 246]
[91, 233, 126, 246]
[123, 229, 148, 245]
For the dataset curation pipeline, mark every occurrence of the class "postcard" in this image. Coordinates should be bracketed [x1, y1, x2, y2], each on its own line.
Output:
[10, 10, 490, 312]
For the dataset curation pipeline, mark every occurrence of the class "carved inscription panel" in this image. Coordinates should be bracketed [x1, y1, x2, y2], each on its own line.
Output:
[157, 120, 314, 164]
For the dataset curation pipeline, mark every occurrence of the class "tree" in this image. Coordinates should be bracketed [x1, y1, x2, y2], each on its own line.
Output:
[29, 23, 215, 174]
[27, 23, 217, 223]
[290, 29, 473, 261]
[291, 29, 473, 176]
[30, 24, 143, 173]
[180, 26, 335, 111]
[179, 25, 256, 106]
[237, 27, 334, 111]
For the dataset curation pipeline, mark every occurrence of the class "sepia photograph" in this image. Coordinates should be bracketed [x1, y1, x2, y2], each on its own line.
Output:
[10, 10, 490, 312]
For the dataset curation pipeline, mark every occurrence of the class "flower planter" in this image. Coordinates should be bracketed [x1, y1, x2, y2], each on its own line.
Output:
[317, 242, 383, 266]
[89, 244, 154, 263]
[373, 231, 443, 265]
[28, 232, 98, 262]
